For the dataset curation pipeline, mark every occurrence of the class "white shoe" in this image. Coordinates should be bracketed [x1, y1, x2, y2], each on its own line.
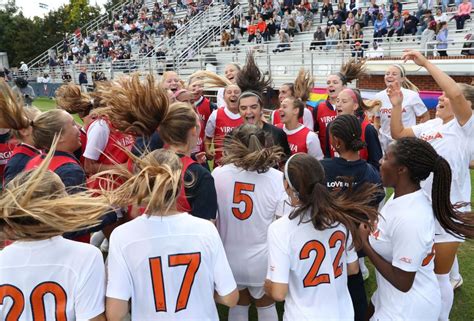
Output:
[450, 276, 463, 290]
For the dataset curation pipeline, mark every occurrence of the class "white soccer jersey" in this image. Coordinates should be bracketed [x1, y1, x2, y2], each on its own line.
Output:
[213, 164, 288, 287]
[375, 88, 428, 151]
[369, 190, 441, 321]
[106, 213, 236, 321]
[0, 236, 105, 321]
[267, 213, 357, 321]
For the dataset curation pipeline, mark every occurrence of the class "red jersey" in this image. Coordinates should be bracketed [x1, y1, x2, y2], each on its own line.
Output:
[214, 108, 243, 164]
[195, 97, 214, 153]
[314, 100, 337, 153]
[0, 134, 15, 179]
[85, 119, 135, 190]
[176, 155, 196, 213]
[326, 118, 371, 161]
[276, 124, 311, 154]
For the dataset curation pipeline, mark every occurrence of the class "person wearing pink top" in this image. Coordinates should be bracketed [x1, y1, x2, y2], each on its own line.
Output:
[451, 0, 472, 30]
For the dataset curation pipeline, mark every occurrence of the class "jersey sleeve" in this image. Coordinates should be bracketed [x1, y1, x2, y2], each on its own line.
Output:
[411, 119, 435, 138]
[312, 106, 320, 132]
[106, 231, 133, 301]
[267, 221, 291, 284]
[210, 225, 237, 296]
[410, 92, 428, 117]
[459, 113, 474, 137]
[271, 110, 278, 125]
[303, 108, 314, 130]
[57, 163, 87, 194]
[186, 164, 218, 220]
[306, 131, 323, 160]
[83, 120, 110, 160]
[75, 248, 106, 320]
[390, 216, 432, 272]
[205, 110, 218, 138]
[364, 124, 383, 171]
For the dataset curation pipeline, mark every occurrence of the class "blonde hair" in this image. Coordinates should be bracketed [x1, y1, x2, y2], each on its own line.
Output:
[95, 74, 169, 136]
[0, 140, 110, 241]
[0, 80, 70, 149]
[104, 149, 182, 215]
[159, 102, 198, 146]
[188, 70, 232, 88]
[391, 64, 419, 92]
[10, 106, 41, 140]
[458, 83, 474, 109]
[293, 68, 314, 102]
[55, 84, 93, 117]
[221, 124, 283, 173]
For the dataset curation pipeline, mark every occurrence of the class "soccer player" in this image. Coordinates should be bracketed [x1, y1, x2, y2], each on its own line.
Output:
[213, 124, 288, 321]
[277, 96, 323, 158]
[105, 149, 239, 321]
[265, 153, 379, 321]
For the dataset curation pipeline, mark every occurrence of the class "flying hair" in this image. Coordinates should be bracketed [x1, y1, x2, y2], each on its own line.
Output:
[236, 51, 272, 94]
[391, 64, 419, 92]
[55, 84, 93, 116]
[10, 107, 41, 140]
[0, 80, 29, 129]
[188, 70, 232, 88]
[0, 136, 111, 241]
[94, 74, 169, 136]
[221, 124, 283, 173]
[293, 68, 314, 102]
[99, 149, 183, 215]
[337, 58, 367, 86]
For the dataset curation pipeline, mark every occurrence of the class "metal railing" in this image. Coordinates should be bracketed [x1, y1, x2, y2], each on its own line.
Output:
[27, 0, 133, 69]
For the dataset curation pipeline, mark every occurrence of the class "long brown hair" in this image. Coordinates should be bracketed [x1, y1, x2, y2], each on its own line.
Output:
[336, 58, 367, 86]
[221, 124, 283, 173]
[285, 153, 379, 248]
[55, 83, 94, 117]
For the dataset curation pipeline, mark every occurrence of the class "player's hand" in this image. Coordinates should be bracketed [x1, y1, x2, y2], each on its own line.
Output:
[205, 150, 215, 160]
[387, 81, 403, 108]
[195, 151, 207, 164]
[358, 222, 371, 246]
[402, 49, 428, 67]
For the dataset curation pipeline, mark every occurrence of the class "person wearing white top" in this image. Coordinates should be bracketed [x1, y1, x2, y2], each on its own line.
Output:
[265, 153, 379, 321]
[388, 50, 474, 321]
[216, 63, 241, 108]
[374, 64, 430, 152]
[0, 155, 110, 321]
[106, 149, 239, 321]
[213, 124, 288, 321]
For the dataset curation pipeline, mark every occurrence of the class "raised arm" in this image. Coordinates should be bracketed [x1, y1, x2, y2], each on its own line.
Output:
[402, 50, 472, 126]
[388, 81, 415, 139]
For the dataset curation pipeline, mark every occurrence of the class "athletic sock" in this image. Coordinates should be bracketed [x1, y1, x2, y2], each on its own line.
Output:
[256, 304, 277, 321]
[437, 273, 453, 321]
[450, 255, 461, 281]
[348, 271, 368, 321]
[228, 304, 249, 321]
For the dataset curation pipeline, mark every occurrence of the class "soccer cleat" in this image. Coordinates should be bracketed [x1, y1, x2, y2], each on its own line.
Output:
[450, 276, 463, 290]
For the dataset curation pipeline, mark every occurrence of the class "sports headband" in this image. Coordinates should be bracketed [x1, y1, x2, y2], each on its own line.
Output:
[341, 88, 358, 103]
[391, 64, 406, 78]
[284, 153, 299, 192]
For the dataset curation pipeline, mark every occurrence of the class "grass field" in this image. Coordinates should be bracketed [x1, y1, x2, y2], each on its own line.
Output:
[33, 97, 474, 321]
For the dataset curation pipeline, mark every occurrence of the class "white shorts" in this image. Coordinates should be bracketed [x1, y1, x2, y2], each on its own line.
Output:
[237, 284, 265, 300]
[434, 219, 465, 244]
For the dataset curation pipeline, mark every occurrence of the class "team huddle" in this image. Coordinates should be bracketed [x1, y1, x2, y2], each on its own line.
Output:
[0, 49, 473, 321]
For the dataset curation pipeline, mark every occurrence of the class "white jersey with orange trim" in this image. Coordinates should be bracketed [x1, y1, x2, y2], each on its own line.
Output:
[106, 213, 236, 321]
[0, 236, 105, 321]
[279, 124, 323, 159]
[375, 88, 428, 151]
[369, 190, 440, 321]
[267, 212, 357, 321]
[213, 164, 288, 287]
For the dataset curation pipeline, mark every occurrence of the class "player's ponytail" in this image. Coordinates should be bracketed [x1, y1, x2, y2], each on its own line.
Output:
[236, 51, 271, 95]
[104, 149, 183, 215]
[329, 114, 366, 152]
[158, 102, 199, 146]
[0, 138, 110, 240]
[391, 64, 419, 92]
[392, 137, 474, 238]
[285, 153, 379, 249]
[0, 79, 30, 129]
[337, 58, 367, 86]
[293, 68, 314, 102]
[95, 73, 169, 136]
[55, 83, 94, 117]
[188, 70, 232, 88]
[221, 124, 283, 173]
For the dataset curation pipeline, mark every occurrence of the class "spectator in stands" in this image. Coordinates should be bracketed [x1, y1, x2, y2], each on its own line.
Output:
[273, 30, 291, 53]
[451, 0, 472, 31]
[461, 33, 474, 55]
[283, 0, 294, 14]
[19, 61, 28, 77]
[310, 0, 319, 15]
[221, 30, 231, 48]
[420, 20, 437, 56]
[231, 16, 240, 36]
[302, 8, 313, 31]
[346, 12, 355, 29]
[338, 24, 351, 49]
[364, 0, 379, 26]
[416, 0, 434, 20]
[247, 20, 257, 42]
[320, 0, 333, 23]
[273, 11, 281, 31]
[402, 10, 419, 36]
[373, 13, 388, 42]
[354, 8, 365, 27]
[326, 25, 339, 50]
[0, 65, 10, 81]
[436, 21, 449, 56]
[351, 23, 364, 43]
[367, 41, 384, 58]
[310, 26, 326, 50]
[267, 17, 277, 38]
[416, 9, 434, 36]
[240, 16, 248, 37]
[333, 10, 344, 28]
[352, 41, 365, 58]
[288, 15, 297, 38]
[79, 67, 88, 89]
[229, 31, 240, 47]
[295, 10, 305, 32]
[388, 10, 405, 40]
[349, 0, 357, 16]
[389, 0, 403, 22]
[257, 16, 269, 41]
[337, 0, 348, 21]
[434, 7, 448, 24]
